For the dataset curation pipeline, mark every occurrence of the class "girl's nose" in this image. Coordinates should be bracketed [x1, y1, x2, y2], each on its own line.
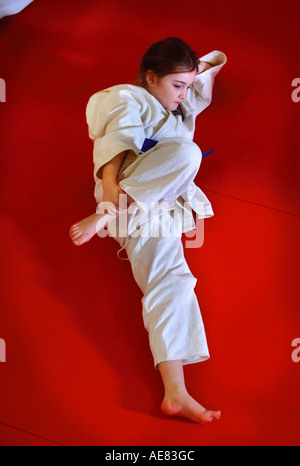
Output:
[179, 89, 187, 100]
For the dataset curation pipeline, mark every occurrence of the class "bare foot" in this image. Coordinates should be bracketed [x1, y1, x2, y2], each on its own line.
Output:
[69, 187, 133, 247]
[69, 212, 111, 246]
[161, 389, 221, 424]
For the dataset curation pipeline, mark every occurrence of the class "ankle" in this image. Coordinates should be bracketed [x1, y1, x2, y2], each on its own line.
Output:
[164, 385, 187, 400]
[158, 360, 187, 400]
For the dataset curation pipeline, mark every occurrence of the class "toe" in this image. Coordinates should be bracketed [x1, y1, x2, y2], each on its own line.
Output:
[70, 230, 82, 240]
[69, 225, 80, 233]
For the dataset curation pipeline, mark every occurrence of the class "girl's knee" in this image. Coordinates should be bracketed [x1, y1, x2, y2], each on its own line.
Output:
[185, 141, 202, 166]
[162, 139, 201, 169]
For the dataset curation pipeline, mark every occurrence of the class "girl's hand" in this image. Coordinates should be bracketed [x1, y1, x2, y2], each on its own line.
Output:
[103, 182, 122, 208]
[102, 182, 129, 212]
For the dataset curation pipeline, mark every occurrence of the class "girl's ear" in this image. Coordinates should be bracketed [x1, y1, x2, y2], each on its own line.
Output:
[145, 70, 156, 87]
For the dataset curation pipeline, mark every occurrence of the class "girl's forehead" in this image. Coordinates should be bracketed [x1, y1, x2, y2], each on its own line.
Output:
[167, 70, 197, 85]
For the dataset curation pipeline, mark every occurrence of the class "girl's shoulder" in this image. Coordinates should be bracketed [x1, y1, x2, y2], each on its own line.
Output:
[87, 84, 161, 118]
[90, 84, 151, 103]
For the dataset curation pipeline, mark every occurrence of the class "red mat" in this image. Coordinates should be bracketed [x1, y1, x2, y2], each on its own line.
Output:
[0, 0, 299, 446]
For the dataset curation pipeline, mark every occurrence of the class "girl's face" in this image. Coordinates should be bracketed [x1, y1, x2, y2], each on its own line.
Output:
[146, 70, 197, 111]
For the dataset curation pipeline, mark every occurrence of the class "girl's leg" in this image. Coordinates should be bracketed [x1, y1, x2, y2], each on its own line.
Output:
[159, 360, 221, 424]
[118, 139, 201, 212]
[70, 139, 201, 245]
[118, 212, 220, 424]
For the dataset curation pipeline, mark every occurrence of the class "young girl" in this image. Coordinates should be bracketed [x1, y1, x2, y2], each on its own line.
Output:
[70, 37, 226, 424]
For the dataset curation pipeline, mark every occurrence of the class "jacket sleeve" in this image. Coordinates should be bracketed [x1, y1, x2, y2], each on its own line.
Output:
[86, 88, 146, 179]
[188, 50, 227, 116]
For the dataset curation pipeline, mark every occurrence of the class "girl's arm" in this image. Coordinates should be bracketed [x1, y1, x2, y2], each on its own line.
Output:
[102, 151, 127, 186]
[101, 151, 128, 207]
[187, 51, 226, 116]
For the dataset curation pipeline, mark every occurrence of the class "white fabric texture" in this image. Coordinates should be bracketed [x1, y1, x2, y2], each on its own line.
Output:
[86, 50, 227, 366]
[86, 50, 227, 228]
[110, 139, 211, 366]
[115, 214, 210, 367]
[0, 0, 33, 19]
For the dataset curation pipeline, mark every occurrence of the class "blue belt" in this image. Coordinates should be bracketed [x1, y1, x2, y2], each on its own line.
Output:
[141, 138, 215, 158]
[141, 138, 158, 153]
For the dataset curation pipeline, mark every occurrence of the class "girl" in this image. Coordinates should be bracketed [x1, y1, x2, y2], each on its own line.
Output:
[70, 38, 226, 424]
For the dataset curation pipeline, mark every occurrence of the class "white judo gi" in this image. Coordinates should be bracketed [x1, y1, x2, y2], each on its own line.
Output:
[0, 0, 33, 19]
[86, 50, 227, 367]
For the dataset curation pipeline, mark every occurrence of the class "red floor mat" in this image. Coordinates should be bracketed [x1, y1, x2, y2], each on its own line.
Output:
[1, 0, 300, 446]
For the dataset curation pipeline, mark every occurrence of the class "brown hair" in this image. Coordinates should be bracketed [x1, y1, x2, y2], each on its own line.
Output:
[135, 37, 199, 87]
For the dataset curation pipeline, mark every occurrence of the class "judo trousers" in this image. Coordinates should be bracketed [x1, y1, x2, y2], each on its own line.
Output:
[108, 138, 210, 367]
[118, 137, 203, 210]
